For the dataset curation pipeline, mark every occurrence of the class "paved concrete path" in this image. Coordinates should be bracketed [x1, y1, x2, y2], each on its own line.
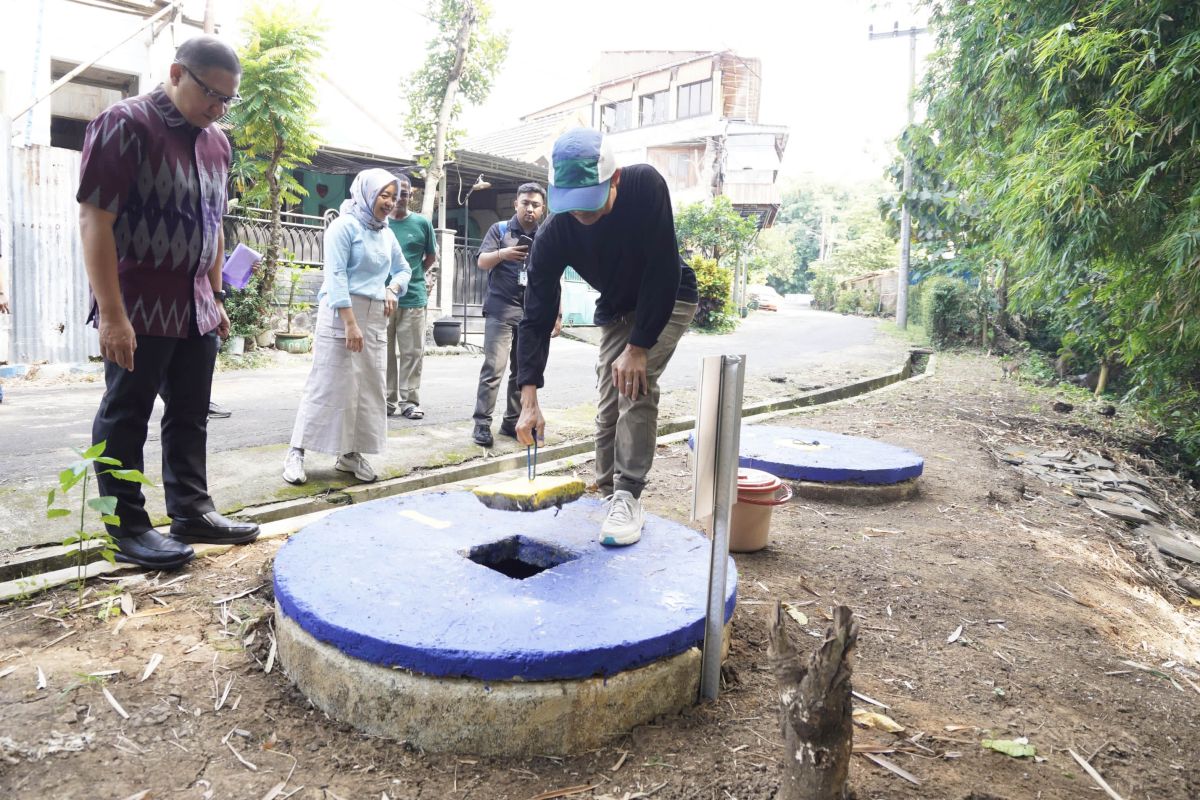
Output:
[0, 299, 908, 552]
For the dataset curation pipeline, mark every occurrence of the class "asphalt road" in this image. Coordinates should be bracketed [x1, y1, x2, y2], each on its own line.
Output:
[0, 297, 893, 501]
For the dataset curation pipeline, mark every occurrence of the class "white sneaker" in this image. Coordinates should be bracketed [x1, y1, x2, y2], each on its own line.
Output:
[600, 490, 644, 546]
[335, 452, 377, 482]
[283, 448, 306, 485]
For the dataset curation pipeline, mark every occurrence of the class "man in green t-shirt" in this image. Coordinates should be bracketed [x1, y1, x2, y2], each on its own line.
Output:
[386, 174, 439, 418]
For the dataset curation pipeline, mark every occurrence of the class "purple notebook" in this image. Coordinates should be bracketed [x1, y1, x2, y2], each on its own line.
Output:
[222, 243, 262, 289]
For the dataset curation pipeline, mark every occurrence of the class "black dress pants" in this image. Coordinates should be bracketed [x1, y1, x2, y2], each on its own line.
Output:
[92, 332, 219, 538]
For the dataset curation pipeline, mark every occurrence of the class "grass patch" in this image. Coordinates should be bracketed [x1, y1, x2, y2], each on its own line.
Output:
[878, 319, 931, 347]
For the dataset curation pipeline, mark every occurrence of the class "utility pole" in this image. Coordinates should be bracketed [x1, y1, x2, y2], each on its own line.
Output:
[203, 0, 217, 34]
[869, 22, 926, 329]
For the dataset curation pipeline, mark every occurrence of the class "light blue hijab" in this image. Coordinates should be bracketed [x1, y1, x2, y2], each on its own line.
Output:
[339, 168, 398, 231]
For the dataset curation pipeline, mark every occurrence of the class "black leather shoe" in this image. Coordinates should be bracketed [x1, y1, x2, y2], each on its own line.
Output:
[472, 424, 494, 448]
[170, 511, 260, 545]
[497, 422, 518, 439]
[114, 530, 195, 571]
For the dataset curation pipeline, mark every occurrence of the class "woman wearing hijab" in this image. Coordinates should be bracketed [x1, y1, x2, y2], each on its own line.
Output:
[282, 169, 411, 485]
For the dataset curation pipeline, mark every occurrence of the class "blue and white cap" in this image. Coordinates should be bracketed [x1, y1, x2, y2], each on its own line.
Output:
[547, 127, 617, 213]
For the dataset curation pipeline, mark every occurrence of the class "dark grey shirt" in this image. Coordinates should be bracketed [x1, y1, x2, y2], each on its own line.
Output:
[479, 215, 538, 324]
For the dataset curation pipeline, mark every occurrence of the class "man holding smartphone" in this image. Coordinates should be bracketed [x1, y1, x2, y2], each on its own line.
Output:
[471, 182, 555, 448]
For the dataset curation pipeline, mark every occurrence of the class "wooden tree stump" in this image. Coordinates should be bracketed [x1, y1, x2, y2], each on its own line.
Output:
[767, 602, 859, 800]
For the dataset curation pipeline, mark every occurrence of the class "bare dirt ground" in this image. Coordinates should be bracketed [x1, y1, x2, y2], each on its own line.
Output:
[2, 352, 1199, 800]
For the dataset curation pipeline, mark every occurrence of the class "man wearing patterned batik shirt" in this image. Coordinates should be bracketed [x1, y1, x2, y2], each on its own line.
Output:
[77, 36, 259, 571]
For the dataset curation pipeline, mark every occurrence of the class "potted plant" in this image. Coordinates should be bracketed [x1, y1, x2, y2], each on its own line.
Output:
[275, 268, 313, 354]
[222, 272, 270, 356]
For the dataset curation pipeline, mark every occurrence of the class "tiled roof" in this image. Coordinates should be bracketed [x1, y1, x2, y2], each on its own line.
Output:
[461, 111, 584, 163]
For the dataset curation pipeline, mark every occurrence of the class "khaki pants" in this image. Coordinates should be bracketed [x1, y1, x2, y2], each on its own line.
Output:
[386, 306, 426, 413]
[594, 300, 697, 498]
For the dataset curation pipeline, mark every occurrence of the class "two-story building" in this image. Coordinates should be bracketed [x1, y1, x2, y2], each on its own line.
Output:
[466, 49, 789, 227]
[463, 50, 789, 323]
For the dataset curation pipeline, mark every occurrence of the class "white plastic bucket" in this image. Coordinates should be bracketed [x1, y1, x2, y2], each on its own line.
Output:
[730, 468, 792, 552]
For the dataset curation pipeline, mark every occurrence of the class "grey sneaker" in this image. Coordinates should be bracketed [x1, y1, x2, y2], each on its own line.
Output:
[600, 490, 644, 546]
[282, 448, 306, 485]
[335, 452, 377, 482]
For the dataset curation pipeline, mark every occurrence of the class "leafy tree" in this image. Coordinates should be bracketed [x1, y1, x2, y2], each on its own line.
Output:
[746, 227, 802, 293]
[826, 197, 897, 277]
[227, 2, 325, 295]
[917, 0, 1200, 470]
[776, 182, 823, 290]
[406, 0, 508, 218]
[675, 195, 758, 268]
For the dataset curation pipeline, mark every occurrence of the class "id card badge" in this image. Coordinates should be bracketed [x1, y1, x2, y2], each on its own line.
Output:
[518, 268, 528, 287]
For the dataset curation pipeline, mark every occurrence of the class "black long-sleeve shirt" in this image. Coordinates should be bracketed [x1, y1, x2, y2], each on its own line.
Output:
[516, 164, 698, 388]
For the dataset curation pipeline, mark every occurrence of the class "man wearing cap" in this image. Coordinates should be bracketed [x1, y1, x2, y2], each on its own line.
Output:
[515, 128, 698, 546]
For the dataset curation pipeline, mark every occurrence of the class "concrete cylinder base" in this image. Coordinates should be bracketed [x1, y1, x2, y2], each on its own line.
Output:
[789, 477, 921, 505]
[277, 607, 723, 755]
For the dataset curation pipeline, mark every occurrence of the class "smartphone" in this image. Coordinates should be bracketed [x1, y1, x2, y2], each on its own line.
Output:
[516, 234, 534, 249]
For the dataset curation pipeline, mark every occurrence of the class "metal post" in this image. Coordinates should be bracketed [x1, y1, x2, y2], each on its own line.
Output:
[869, 23, 926, 330]
[461, 190, 470, 337]
[897, 29, 918, 329]
[700, 354, 744, 700]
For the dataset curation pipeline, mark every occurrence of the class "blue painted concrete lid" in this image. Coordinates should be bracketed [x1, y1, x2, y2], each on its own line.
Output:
[690, 425, 924, 485]
[274, 492, 737, 681]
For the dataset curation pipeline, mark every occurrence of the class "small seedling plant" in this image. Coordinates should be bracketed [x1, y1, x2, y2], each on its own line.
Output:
[46, 440, 153, 604]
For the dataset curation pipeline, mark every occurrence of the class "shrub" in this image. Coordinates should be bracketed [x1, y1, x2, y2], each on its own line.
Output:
[690, 255, 736, 331]
[908, 281, 925, 324]
[925, 276, 976, 348]
[810, 272, 838, 310]
[223, 270, 272, 337]
[834, 289, 861, 315]
[860, 287, 882, 316]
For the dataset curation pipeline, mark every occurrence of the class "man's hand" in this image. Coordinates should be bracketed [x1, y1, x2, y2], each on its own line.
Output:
[516, 386, 545, 446]
[551, 316, 563, 338]
[344, 321, 364, 352]
[0, 290, 9, 314]
[497, 245, 528, 262]
[215, 303, 230, 338]
[612, 344, 649, 400]
[384, 294, 397, 317]
[99, 314, 137, 371]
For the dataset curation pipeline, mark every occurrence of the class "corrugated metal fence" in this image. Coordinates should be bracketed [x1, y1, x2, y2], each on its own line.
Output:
[8, 145, 99, 364]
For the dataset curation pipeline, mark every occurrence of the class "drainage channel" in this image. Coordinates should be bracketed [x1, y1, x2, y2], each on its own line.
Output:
[0, 350, 933, 600]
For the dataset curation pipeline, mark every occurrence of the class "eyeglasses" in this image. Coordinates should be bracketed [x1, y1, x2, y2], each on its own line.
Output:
[177, 63, 241, 106]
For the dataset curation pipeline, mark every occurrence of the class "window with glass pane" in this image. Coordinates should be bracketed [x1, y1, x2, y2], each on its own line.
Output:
[677, 80, 713, 119]
[640, 91, 668, 126]
[602, 100, 633, 132]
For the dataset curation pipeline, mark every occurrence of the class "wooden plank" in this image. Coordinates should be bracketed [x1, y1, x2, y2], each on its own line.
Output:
[0, 560, 132, 603]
